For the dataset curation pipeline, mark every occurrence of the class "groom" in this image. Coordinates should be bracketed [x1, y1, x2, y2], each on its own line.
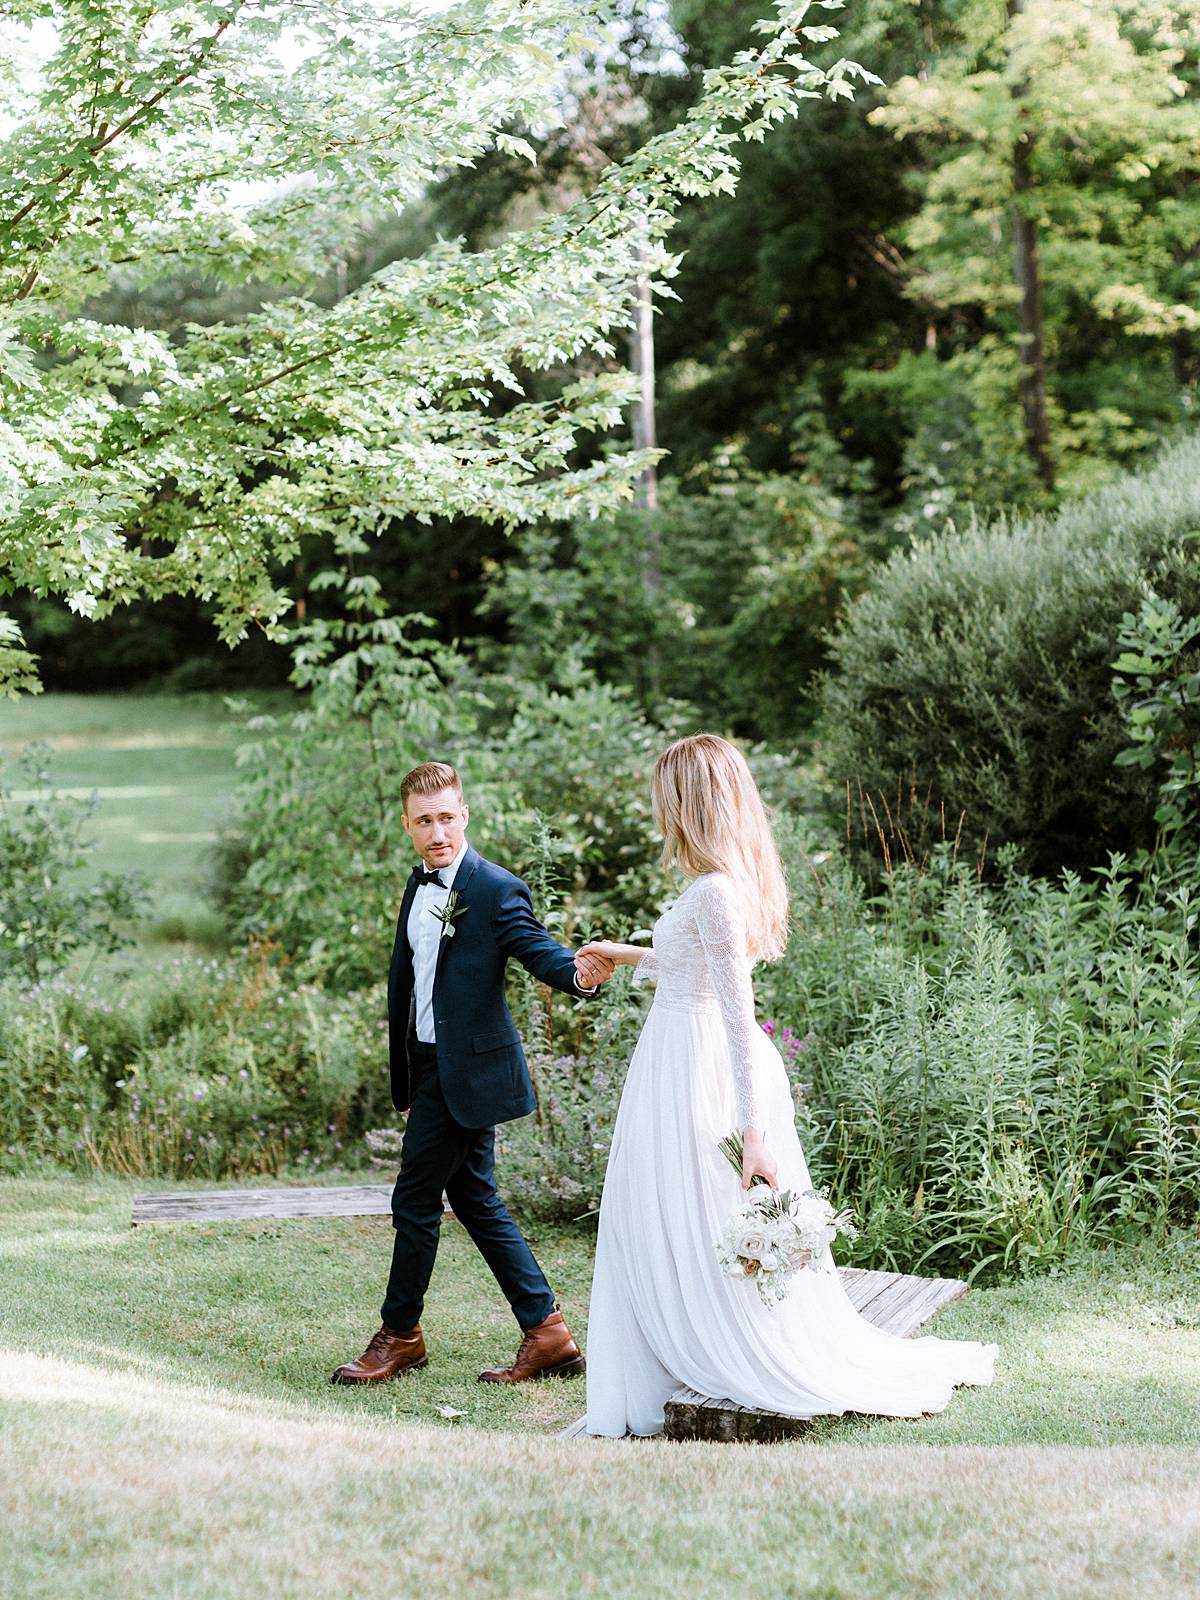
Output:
[331, 761, 614, 1387]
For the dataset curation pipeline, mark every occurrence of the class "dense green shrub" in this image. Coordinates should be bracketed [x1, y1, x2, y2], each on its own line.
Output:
[817, 437, 1200, 877]
[1111, 590, 1200, 845]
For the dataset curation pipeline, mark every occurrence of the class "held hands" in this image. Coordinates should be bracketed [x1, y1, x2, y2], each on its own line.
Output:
[576, 939, 624, 968]
[741, 1127, 779, 1190]
[574, 947, 616, 989]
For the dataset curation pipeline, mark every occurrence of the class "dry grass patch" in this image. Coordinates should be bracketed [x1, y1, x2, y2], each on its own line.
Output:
[1, 1347, 1198, 1600]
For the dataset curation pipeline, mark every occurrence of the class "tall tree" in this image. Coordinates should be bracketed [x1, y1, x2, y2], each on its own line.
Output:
[871, 0, 1200, 499]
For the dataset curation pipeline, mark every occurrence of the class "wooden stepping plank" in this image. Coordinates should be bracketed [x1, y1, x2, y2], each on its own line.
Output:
[888, 1275, 968, 1339]
[557, 1267, 969, 1442]
[131, 1184, 453, 1224]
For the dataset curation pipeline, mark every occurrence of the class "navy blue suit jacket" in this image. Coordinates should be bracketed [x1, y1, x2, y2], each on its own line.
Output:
[387, 843, 594, 1127]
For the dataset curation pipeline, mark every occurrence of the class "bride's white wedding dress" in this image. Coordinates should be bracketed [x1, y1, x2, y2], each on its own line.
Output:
[584, 870, 998, 1438]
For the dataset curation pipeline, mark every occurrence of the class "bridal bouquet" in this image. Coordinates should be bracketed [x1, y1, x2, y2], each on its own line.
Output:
[715, 1132, 857, 1308]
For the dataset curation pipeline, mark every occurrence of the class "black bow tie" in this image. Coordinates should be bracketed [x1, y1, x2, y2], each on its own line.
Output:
[412, 865, 444, 887]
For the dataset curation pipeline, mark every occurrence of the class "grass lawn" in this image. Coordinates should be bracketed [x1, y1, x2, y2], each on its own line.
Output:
[2, 1174, 1198, 1598]
[0, 690, 290, 936]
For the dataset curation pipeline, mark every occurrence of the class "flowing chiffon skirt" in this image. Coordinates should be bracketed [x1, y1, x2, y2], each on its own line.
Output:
[584, 992, 998, 1438]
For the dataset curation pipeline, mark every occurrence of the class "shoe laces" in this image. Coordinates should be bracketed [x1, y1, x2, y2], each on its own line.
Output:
[369, 1326, 401, 1355]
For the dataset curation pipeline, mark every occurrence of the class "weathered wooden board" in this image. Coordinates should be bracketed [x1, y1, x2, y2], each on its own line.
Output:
[558, 1267, 969, 1443]
[131, 1184, 452, 1224]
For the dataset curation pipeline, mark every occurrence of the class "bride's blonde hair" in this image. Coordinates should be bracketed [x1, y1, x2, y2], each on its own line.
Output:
[651, 733, 789, 962]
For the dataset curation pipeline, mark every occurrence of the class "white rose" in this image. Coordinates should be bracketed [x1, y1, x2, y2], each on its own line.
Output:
[736, 1229, 769, 1261]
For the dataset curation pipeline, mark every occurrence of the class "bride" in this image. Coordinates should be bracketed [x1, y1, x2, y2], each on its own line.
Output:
[577, 733, 997, 1438]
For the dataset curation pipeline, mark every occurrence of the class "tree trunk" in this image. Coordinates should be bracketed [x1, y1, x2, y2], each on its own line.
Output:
[1008, 0, 1055, 492]
[629, 224, 662, 698]
[629, 230, 659, 523]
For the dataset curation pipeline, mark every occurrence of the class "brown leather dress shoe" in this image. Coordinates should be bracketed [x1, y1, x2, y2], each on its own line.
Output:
[330, 1323, 427, 1385]
[478, 1310, 585, 1383]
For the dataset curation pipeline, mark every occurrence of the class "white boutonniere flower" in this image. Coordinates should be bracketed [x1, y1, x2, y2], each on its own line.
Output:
[430, 888, 469, 940]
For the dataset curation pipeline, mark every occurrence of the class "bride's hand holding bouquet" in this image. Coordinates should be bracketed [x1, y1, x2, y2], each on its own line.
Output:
[738, 1126, 778, 1190]
[716, 1130, 856, 1308]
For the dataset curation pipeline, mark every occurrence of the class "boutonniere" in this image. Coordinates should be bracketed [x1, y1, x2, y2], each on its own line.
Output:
[429, 889, 469, 940]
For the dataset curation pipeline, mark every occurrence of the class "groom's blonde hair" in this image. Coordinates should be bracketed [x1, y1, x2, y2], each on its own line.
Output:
[652, 734, 788, 962]
[401, 761, 463, 813]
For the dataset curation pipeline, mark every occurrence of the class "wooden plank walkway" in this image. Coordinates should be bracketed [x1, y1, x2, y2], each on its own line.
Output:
[131, 1183, 421, 1224]
[557, 1267, 968, 1444]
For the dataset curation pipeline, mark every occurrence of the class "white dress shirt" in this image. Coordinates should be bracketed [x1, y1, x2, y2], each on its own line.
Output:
[407, 837, 470, 1043]
[406, 838, 596, 1045]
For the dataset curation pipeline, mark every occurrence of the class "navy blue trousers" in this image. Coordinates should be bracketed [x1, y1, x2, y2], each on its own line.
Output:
[381, 1039, 556, 1333]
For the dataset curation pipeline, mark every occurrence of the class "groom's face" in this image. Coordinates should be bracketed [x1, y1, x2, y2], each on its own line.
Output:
[402, 785, 469, 871]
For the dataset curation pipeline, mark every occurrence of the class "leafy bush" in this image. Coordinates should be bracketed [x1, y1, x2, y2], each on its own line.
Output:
[481, 466, 871, 744]
[220, 582, 681, 991]
[817, 436, 1200, 877]
[0, 947, 393, 1179]
[758, 815, 1200, 1275]
[0, 744, 150, 981]
[219, 592, 485, 992]
[1111, 589, 1200, 845]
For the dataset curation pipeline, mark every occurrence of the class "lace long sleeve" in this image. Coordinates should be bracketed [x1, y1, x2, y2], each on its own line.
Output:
[693, 874, 760, 1130]
[630, 948, 658, 986]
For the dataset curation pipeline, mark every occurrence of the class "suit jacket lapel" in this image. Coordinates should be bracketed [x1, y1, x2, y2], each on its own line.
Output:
[433, 844, 480, 987]
[392, 873, 419, 978]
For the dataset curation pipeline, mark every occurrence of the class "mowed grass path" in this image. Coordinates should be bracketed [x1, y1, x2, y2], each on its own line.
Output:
[0, 690, 289, 930]
[2, 1176, 1198, 1598]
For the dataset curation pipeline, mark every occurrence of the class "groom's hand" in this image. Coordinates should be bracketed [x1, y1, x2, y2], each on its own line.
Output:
[574, 949, 614, 990]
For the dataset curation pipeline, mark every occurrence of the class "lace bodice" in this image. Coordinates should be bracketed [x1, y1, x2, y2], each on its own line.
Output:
[631, 871, 761, 1129]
